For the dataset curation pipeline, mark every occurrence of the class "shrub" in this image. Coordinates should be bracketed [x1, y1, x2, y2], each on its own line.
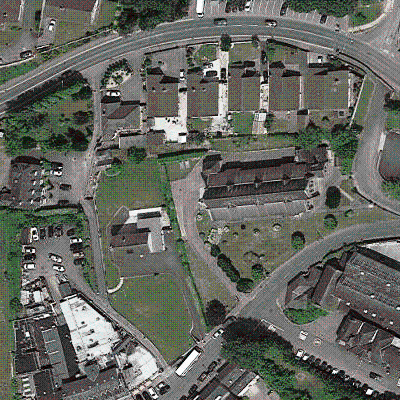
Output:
[324, 214, 338, 230]
[210, 244, 221, 257]
[291, 231, 305, 250]
[325, 186, 341, 209]
[236, 278, 254, 293]
[220, 34, 232, 52]
[205, 299, 227, 326]
[128, 146, 147, 164]
[251, 264, 265, 280]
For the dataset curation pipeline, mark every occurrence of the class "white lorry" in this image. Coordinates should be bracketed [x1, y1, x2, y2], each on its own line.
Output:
[197, 0, 205, 18]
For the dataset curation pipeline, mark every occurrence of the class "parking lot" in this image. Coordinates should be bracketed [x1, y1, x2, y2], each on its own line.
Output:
[202, 0, 349, 32]
[22, 225, 86, 303]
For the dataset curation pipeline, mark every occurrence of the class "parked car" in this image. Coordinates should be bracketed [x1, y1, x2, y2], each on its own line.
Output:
[325, 365, 333, 373]
[142, 391, 152, 400]
[331, 367, 339, 375]
[320, 14, 327, 24]
[295, 349, 305, 359]
[66, 228, 75, 237]
[52, 169, 63, 176]
[179, 397, 187, 400]
[207, 361, 218, 372]
[49, 253, 62, 263]
[20, 50, 33, 59]
[212, 328, 224, 338]
[23, 246, 36, 254]
[58, 199, 70, 206]
[70, 243, 83, 251]
[106, 90, 120, 97]
[264, 19, 277, 27]
[73, 251, 84, 258]
[53, 264, 65, 272]
[148, 387, 158, 399]
[353, 380, 362, 388]
[48, 19, 56, 31]
[23, 263, 36, 270]
[55, 225, 63, 237]
[369, 372, 382, 381]
[198, 371, 208, 382]
[180, 69, 185, 81]
[307, 355, 315, 364]
[280, 2, 288, 16]
[335, 23, 340, 32]
[73, 258, 85, 266]
[156, 382, 170, 395]
[70, 237, 83, 244]
[48, 225, 54, 238]
[224, 316, 237, 326]
[320, 361, 328, 370]
[313, 358, 321, 367]
[24, 253, 36, 261]
[31, 227, 39, 241]
[39, 227, 46, 240]
[59, 183, 72, 191]
[299, 330, 308, 341]
[213, 18, 227, 26]
[302, 353, 310, 361]
[245, 0, 252, 11]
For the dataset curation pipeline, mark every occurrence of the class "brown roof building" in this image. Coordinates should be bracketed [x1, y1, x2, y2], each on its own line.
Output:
[228, 66, 260, 112]
[0, 0, 23, 24]
[304, 70, 349, 111]
[187, 72, 219, 117]
[147, 71, 179, 118]
[269, 69, 300, 111]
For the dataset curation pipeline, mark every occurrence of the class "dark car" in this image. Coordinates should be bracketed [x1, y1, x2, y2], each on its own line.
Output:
[157, 382, 170, 395]
[198, 372, 208, 382]
[320, 14, 327, 24]
[39, 228, 46, 240]
[224, 315, 237, 326]
[319, 361, 328, 370]
[369, 371, 382, 381]
[142, 392, 151, 400]
[24, 253, 36, 261]
[48, 225, 54, 238]
[66, 228, 75, 237]
[59, 184, 72, 191]
[136, 395, 144, 400]
[214, 18, 227, 26]
[208, 361, 218, 372]
[337, 370, 345, 379]
[313, 358, 321, 367]
[325, 365, 333, 373]
[280, 2, 288, 16]
[20, 50, 33, 59]
[188, 384, 198, 395]
[70, 243, 83, 252]
[73, 257, 85, 266]
[55, 225, 63, 237]
[307, 355, 315, 364]
[220, 67, 226, 81]
[353, 380, 362, 389]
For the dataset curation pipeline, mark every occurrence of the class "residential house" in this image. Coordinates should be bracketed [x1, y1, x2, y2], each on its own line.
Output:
[268, 69, 300, 111]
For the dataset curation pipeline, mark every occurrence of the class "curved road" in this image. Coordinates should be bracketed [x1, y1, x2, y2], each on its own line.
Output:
[0, 16, 399, 112]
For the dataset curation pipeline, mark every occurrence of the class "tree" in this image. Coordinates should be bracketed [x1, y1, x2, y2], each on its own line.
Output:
[66, 127, 89, 151]
[20, 136, 37, 149]
[325, 186, 341, 209]
[251, 34, 259, 48]
[352, 11, 367, 25]
[205, 299, 227, 326]
[296, 123, 323, 150]
[236, 278, 254, 293]
[382, 180, 400, 200]
[128, 146, 146, 163]
[323, 214, 338, 230]
[71, 85, 92, 101]
[9, 297, 22, 314]
[251, 264, 265, 280]
[291, 231, 305, 250]
[265, 41, 276, 61]
[73, 111, 91, 125]
[264, 112, 274, 130]
[220, 34, 232, 52]
[47, 133, 69, 150]
[118, 8, 138, 34]
[210, 244, 221, 257]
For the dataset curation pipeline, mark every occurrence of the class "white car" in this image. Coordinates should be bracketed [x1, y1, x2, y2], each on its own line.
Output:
[106, 90, 120, 97]
[212, 328, 224, 338]
[302, 353, 310, 361]
[48, 19, 56, 31]
[148, 387, 158, 400]
[31, 227, 39, 241]
[331, 368, 339, 375]
[53, 264, 65, 272]
[299, 331, 308, 341]
[53, 169, 63, 176]
[70, 237, 83, 245]
[267, 324, 276, 332]
[23, 246, 36, 254]
[295, 349, 305, 359]
[245, 0, 252, 11]
[49, 253, 62, 263]
[73, 251, 84, 258]
[23, 263, 36, 270]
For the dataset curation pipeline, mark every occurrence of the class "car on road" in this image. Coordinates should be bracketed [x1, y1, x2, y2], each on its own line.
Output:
[212, 328, 224, 338]
[280, 2, 288, 16]
[369, 372, 382, 381]
[24, 253, 36, 261]
[23, 263, 36, 270]
[320, 14, 327, 24]
[198, 371, 208, 382]
[70, 237, 82, 244]
[295, 349, 304, 359]
[214, 18, 227, 26]
[147, 387, 158, 399]
[335, 23, 340, 32]
[73, 251, 84, 258]
[31, 227, 39, 241]
[156, 382, 170, 395]
[48, 226, 54, 238]
[23, 246, 36, 254]
[48, 19, 56, 31]
[55, 225, 63, 237]
[39, 227, 46, 240]
[49, 253, 62, 263]
[52, 169, 63, 176]
[60, 183, 72, 191]
[220, 67, 226, 81]
[142, 391, 151, 400]
[267, 323, 276, 332]
[264, 19, 277, 27]
[20, 50, 33, 59]
[207, 361, 218, 372]
[299, 330, 308, 341]
[53, 264, 65, 272]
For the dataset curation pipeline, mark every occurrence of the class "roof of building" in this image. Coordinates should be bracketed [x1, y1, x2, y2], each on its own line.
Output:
[147, 73, 179, 117]
[228, 67, 260, 111]
[45, 0, 97, 12]
[229, 370, 258, 396]
[187, 72, 219, 117]
[0, 0, 21, 23]
[198, 377, 229, 400]
[304, 70, 348, 110]
[295, 146, 328, 169]
[107, 100, 140, 125]
[269, 70, 300, 111]
[57, 324, 79, 378]
[33, 370, 56, 399]
[312, 264, 339, 305]
[119, 133, 146, 149]
[15, 352, 38, 374]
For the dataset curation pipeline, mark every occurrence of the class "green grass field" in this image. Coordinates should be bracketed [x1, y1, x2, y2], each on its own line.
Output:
[96, 158, 164, 288]
[229, 42, 259, 63]
[0, 61, 41, 86]
[284, 304, 329, 325]
[350, 3, 382, 26]
[353, 78, 374, 125]
[111, 275, 193, 362]
[231, 112, 254, 135]
[194, 44, 217, 64]
[386, 111, 400, 130]
[94, 0, 117, 29]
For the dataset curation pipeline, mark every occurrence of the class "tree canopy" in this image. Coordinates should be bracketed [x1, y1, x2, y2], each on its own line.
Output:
[220, 34, 232, 52]
[291, 231, 305, 250]
[324, 214, 338, 230]
[325, 186, 341, 209]
[205, 299, 227, 326]
[128, 146, 147, 163]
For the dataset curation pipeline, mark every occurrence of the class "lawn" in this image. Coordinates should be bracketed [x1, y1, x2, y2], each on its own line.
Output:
[96, 158, 164, 288]
[187, 117, 212, 133]
[284, 303, 329, 325]
[165, 159, 196, 181]
[194, 44, 217, 64]
[231, 112, 254, 135]
[386, 111, 400, 130]
[210, 134, 297, 154]
[0, 61, 40, 86]
[54, 21, 89, 46]
[111, 275, 194, 362]
[269, 43, 289, 63]
[269, 118, 289, 133]
[350, 3, 383, 26]
[353, 78, 374, 126]
[197, 207, 397, 279]
[94, 0, 117, 29]
[229, 42, 259, 63]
